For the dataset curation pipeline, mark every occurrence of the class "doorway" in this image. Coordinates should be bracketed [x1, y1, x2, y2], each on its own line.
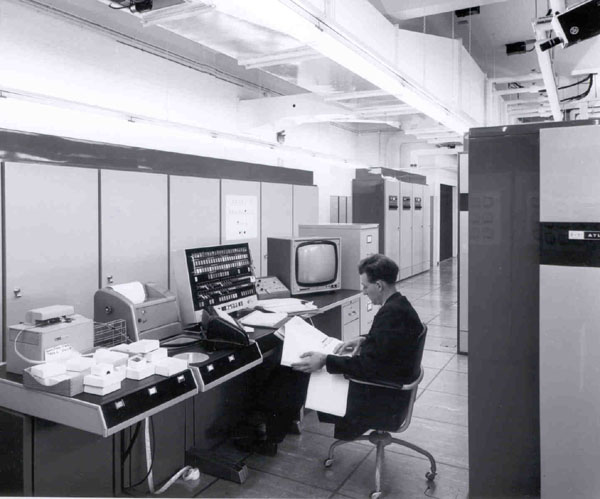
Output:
[440, 184, 453, 261]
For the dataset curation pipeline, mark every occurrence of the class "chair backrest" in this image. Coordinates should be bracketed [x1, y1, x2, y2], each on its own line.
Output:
[410, 323, 428, 379]
[395, 324, 428, 433]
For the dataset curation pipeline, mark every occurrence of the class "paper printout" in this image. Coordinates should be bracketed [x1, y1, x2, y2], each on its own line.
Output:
[239, 310, 288, 328]
[305, 370, 349, 417]
[258, 298, 317, 313]
[280, 316, 342, 366]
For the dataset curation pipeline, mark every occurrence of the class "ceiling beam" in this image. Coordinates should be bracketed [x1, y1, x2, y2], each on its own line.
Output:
[353, 104, 414, 115]
[324, 90, 391, 101]
[379, 0, 506, 20]
[238, 47, 322, 69]
[490, 73, 543, 84]
[141, 3, 214, 26]
[495, 86, 545, 96]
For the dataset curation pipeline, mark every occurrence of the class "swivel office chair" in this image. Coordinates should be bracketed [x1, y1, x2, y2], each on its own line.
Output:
[323, 325, 436, 499]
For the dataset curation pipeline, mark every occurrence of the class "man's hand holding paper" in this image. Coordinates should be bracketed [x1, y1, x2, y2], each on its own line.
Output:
[291, 351, 327, 373]
[332, 336, 366, 356]
[280, 316, 343, 367]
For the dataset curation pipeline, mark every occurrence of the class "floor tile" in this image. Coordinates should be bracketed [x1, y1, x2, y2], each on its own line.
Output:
[427, 370, 468, 397]
[425, 334, 457, 353]
[421, 350, 454, 369]
[391, 417, 469, 469]
[420, 366, 441, 389]
[245, 431, 372, 492]
[429, 310, 458, 328]
[426, 324, 458, 339]
[338, 448, 468, 499]
[412, 390, 468, 427]
[413, 296, 457, 309]
[302, 409, 334, 438]
[413, 307, 441, 324]
[444, 353, 468, 373]
[196, 468, 331, 498]
[149, 475, 215, 498]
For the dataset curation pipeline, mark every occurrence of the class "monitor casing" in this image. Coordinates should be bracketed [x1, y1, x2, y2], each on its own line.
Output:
[267, 237, 341, 296]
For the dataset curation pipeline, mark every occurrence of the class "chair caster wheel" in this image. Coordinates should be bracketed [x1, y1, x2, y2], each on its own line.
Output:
[426, 471, 437, 481]
[323, 458, 334, 468]
[369, 491, 382, 499]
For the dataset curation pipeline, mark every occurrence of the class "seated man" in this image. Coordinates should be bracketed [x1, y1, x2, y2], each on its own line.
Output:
[235, 254, 422, 454]
[292, 253, 423, 440]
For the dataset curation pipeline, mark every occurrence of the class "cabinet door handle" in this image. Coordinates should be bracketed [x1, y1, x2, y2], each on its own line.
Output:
[13, 288, 22, 298]
[107, 275, 114, 284]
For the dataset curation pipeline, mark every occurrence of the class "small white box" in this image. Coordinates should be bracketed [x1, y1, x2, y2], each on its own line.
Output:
[84, 382, 121, 396]
[154, 357, 188, 377]
[66, 356, 96, 372]
[93, 348, 128, 368]
[30, 362, 67, 379]
[91, 362, 114, 376]
[128, 339, 159, 354]
[114, 365, 127, 382]
[144, 348, 168, 363]
[126, 357, 155, 380]
[84, 370, 123, 388]
[110, 343, 131, 354]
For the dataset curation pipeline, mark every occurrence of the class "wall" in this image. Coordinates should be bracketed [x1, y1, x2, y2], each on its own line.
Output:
[0, 1, 364, 225]
[0, 0, 457, 250]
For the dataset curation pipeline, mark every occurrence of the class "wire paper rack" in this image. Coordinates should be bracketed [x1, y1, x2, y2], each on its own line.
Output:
[93, 319, 128, 348]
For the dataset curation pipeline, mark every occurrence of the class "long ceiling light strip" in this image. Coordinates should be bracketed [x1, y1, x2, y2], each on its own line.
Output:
[0, 86, 365, 170]
[212, 0, 474, 134]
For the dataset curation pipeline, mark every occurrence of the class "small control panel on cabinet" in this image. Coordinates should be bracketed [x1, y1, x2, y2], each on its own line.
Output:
[255, 276, 291, 300]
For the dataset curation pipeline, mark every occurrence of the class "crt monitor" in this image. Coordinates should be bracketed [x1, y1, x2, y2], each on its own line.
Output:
[172, 242, 258, 325]
[267, 237, 341, 295]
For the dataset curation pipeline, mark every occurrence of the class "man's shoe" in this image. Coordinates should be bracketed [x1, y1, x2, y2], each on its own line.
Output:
[233, 436, 278, 457]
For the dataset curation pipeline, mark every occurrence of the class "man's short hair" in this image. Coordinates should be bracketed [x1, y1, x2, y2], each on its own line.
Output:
[358, 254, 399, 284]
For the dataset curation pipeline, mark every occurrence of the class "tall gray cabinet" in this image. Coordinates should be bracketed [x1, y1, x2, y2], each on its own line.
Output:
[5, 163, 98, 326]
[101, 169, 168, 289]
[261, 183, 293, 276]
[352, 170, 431, 280]
[468, 120, 598, 499]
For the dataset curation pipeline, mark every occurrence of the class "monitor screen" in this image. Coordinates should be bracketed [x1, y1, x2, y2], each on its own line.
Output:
[296, 241, 338, 286]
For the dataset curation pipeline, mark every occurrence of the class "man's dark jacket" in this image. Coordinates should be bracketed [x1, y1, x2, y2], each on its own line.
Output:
[319, 291, 424, 438]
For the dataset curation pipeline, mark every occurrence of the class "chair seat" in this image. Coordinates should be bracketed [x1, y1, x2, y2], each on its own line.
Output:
[322, 325, 437, 498]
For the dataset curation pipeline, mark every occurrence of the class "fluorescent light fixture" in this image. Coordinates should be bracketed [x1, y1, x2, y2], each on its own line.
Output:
[0, 86, 364, 170]
[212, 0, 474, 134]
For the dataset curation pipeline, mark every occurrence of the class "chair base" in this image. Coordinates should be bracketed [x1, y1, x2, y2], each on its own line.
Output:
[324, 430, 437, 498]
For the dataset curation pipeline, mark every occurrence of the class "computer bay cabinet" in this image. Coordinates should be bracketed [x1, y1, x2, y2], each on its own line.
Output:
[299, 224, 380, 337]
[352, 176, 431, 280]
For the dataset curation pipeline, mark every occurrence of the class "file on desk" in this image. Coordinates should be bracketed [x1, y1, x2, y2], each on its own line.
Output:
[239, 310, 289, 328]
[258, 298, 317, 314]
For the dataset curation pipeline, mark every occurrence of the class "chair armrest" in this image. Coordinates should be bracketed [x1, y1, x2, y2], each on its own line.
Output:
[344, 367, 424, 391]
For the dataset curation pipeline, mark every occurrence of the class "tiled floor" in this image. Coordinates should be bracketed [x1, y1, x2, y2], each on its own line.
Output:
[194, 259, 468, 498]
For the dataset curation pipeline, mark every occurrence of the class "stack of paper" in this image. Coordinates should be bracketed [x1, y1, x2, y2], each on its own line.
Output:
[258, 298, 317, 314]
[278, 316, 349, 417]
[240, 310, 288, 328]
[280, 316, 342, 366]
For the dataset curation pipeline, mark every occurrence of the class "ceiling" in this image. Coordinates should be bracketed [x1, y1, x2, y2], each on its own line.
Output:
[17, 0, 600, 146]
[375, 0, 600, 121]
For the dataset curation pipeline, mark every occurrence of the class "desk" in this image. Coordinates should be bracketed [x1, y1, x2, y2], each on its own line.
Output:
[0, 290, 363, 496]
[303, 289, 363, 341]
[0, 364, 198, 496]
